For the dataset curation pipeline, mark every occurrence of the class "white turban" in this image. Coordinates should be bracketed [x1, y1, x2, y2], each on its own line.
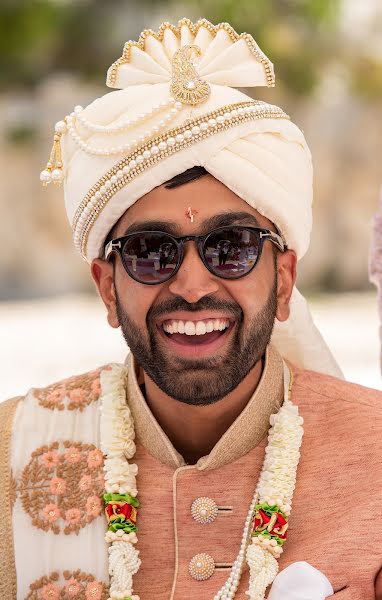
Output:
[40, 18, 343, 378]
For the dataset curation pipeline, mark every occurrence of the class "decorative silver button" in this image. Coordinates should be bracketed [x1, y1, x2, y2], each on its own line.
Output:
[191, 497, 218, 524]
[189, 553, 215, 580]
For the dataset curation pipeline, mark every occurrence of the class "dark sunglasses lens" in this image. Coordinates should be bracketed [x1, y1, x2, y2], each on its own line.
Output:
[204, 227, 260, 278]
[122, 233, 179, 283]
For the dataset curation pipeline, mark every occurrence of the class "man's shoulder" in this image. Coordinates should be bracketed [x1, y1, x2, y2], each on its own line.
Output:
[293, 366, 382, 410]
[0, 363, 120, 416]
[0, 395, 23, 435]
[292, 367, 382, 445]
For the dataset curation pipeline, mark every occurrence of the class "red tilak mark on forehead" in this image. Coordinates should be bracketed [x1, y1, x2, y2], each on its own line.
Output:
[185, 206, 198, 223]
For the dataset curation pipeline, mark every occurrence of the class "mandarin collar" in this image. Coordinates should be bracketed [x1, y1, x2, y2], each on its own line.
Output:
[126, 344, 284, 470]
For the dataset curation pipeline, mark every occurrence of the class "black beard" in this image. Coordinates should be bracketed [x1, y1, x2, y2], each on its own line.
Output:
[115, 279, 277, 406]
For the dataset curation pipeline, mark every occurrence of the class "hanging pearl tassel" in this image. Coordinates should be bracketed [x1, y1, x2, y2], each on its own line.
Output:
[246, 542, 279, 600]
[108, 540, 141, 600]
[40, 120, 67, 186]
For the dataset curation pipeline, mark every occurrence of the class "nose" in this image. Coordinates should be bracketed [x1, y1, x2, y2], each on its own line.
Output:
[168, 240, 220, 303]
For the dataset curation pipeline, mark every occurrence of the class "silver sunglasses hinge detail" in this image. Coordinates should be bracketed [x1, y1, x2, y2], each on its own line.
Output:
[104, 239, 121, 260]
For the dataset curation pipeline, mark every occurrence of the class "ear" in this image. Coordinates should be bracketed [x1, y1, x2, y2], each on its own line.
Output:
[275, 250, 297, 322]
[91, 259, 120, 328]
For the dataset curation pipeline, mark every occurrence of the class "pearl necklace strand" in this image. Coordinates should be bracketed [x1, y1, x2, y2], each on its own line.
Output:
[40, 96, 183, 184]
[67, 97, 183, 156]
[100, 362, 303, 600]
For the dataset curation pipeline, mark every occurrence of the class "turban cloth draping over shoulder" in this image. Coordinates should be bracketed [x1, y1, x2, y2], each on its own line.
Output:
[42, 18, 343, 378]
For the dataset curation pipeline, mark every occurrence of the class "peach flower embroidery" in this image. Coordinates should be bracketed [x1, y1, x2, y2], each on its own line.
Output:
[65, 577, 81, 596]
[50, 477, 66, 495]
[43, 503, 61, 522]
[41, 582, 60, 600]
[69, 388, 87, 405]
[79, 474, 92, 490]
[17, 441, 104, 535]
[34, 367, 105, 411]
[87, 449, 103, 469]
[45, 388, 66, 406]
[65, 508, 81, 525]
[86, 495, 102, 517]
[42, 451, 59, 469]
[85, 580, 103, 600]
[97, 473, 105, 488]
[65, 446, 82, 464]
[91, 378, 101, 396]
[26, 571, 108, 600]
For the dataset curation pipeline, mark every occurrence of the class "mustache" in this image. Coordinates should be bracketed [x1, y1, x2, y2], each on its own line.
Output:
[147, 295, 243, 324]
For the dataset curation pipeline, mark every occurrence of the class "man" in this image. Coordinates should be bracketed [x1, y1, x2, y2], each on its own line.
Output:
[1, 18, 381, 600]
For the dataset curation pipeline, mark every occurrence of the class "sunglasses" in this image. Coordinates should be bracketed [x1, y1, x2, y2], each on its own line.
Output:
[104, 225, 286, 285]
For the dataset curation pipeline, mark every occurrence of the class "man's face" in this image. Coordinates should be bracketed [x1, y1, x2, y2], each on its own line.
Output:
[93, 174, 296, 405]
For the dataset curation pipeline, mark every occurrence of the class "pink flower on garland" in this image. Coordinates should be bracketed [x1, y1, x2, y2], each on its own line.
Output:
[41, 582, 60, 600]
[87, 449, 103, 469]
[42, 451, 59, 469]
[43, 503, 61, 523]
[65, 508, 81, 525]
[86, 495, 102, 517]
[50, 477, 66, 495]
[65, 447, 81, 464]
[85, 580, 103, 600]
[65, 577, 81, 596]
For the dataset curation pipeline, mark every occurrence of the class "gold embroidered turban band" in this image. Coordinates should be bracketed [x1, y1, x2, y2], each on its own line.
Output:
[40, 18, 343, 378]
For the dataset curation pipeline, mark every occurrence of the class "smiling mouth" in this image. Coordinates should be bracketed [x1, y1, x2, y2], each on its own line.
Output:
[160, 317, 233, 346]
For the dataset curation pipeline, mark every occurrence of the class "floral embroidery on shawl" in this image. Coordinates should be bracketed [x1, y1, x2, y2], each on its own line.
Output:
[32, 367, 111, 412]
[16, 441, 104, 535]
[25, 570, 108, 600]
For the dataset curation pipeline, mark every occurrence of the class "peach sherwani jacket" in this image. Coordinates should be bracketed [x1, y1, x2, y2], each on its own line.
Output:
[1, 346, 382, 599]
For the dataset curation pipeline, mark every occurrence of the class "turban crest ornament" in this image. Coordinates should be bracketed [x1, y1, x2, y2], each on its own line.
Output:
[39, 18, 275, 189]
[170, 45, 211, 105]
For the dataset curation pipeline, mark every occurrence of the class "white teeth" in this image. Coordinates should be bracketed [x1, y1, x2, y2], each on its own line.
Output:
[185, 321, 196, 335]
[213, 319, 221, 331]
[163, 318, 230, 336]
[206, 320, 214, 333]
[195, 321, 207, 335]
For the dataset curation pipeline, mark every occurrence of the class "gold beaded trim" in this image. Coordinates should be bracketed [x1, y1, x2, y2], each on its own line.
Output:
[107, 18, 275, 89]
[74, 100, 289, 259]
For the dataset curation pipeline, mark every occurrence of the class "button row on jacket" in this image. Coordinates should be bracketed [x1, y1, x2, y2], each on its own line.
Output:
[191, 496, 218, 524]
[189, 553, 215, 580]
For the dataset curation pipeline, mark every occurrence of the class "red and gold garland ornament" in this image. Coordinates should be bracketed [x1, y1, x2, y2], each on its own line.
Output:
[104, 493, 138, 533]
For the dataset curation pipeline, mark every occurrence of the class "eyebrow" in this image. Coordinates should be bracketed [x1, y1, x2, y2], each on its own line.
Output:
[121, 211, 261, 237]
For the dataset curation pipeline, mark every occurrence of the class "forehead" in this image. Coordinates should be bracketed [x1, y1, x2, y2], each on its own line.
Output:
[115, 173, 274, 234]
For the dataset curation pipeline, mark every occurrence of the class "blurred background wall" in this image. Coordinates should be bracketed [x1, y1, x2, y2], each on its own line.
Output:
[1, 0, 382, 396]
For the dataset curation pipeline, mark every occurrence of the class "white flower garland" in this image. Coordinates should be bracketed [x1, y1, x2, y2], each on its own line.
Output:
[100, 365, 140, 600]
[100, 363, 303, 600]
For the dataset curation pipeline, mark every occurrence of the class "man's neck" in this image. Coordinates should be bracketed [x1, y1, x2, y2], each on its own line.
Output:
[142, 359, 264, 464]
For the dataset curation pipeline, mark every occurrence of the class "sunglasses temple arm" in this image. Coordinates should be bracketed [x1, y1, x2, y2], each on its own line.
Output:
[104, 240, 122, 260]
[260, 231, 286, 252]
